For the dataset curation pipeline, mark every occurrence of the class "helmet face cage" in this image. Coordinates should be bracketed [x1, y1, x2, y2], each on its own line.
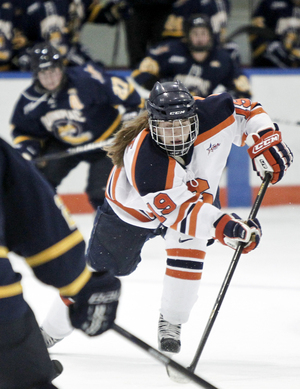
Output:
[149, 114, 199, 157]
[147, 81, 199, 156]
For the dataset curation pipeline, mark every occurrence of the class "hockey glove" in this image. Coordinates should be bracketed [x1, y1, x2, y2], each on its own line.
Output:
[68, 271, 121, 336]
[213, 213, 262, 254]
[14, 140, 41, 161]
[246, 124, 293, 184]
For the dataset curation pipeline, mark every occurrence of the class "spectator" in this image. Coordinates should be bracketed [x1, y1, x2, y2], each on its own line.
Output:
[162, 0, 230, 42]
[13, 0, 130, 70]
[130, 14, 251, 99]
[0, 1, 22, 71]
[10, 42, 144, 210]
[0, 137, 120, 389]
[161, 0, 241, 63]
[251, 0, 300, 67]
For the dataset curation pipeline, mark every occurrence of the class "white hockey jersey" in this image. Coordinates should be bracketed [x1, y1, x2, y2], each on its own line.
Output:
[106, 92, 273, 241]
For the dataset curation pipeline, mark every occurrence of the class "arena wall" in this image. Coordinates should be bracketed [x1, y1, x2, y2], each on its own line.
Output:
[0, 69, 299, 213]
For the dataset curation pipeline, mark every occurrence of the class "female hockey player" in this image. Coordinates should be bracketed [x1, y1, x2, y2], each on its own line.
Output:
[41, 80, 293, 354]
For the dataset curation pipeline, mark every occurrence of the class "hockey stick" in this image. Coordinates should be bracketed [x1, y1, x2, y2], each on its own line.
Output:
[225, 25, 276, 43]
[112, 323, 220, 389]
[111, 23, 121, 66]
[33, 139, 113, 163]
[272, 118, 300, 127]
[51, 359, 63, 381]
[167, 172, 272, 383]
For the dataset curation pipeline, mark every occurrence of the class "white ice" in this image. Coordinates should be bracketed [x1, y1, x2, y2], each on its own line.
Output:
[9, 205, 300, 389]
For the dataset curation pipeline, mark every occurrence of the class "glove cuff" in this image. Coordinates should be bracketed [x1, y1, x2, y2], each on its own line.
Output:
[213, 214, 232, 246]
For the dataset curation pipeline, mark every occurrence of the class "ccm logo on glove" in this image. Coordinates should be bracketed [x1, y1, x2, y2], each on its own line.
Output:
[249, 132, 281, 155]
[68, 271, 121, 336]
[248, 131, 282, 158]
[246, 125, 293, 184]
[88, 290, 120, 304]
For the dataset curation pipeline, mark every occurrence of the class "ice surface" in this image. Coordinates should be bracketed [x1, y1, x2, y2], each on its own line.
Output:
[9, 205, 300, 389]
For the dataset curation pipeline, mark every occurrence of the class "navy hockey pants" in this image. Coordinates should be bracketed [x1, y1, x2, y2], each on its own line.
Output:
[87, 200, 164, 276]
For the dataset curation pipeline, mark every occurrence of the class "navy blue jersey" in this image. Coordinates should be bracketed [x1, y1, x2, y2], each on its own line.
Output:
[17, 0, 123, 41]
[0, 138, 91, 322]
[131, 39, 251, 98]
[17, 1, 70, 44]
[162, 0, 230, 42]
[14, 0, 129, 69]
[0, 1, 16, 70]
[14, 0, 89, 67]
[11, 63, 143, 155]
[251, 0, 300, 66]
[263, 39, 300, 67]
[252, 0, 298, 31]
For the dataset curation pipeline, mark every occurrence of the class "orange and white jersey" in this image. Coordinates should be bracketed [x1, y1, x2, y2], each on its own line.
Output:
[105, 92, 274, 324]
[106, 92, 273, 240]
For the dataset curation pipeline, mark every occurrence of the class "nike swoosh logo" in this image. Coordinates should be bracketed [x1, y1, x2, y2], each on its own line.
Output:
[179, 237, 193, 243]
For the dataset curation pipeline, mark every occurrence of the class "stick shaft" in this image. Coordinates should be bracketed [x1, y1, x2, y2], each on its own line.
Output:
[112, 323, 220, 389]
[225, 25, 275, 42]
[272, 118, 300, 127]
[189, 173, 271, 372]
[33, 139, 112, 163]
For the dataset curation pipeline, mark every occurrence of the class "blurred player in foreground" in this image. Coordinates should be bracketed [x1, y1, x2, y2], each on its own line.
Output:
[0, 138, 120, 389]
[40, 80, 293, 355]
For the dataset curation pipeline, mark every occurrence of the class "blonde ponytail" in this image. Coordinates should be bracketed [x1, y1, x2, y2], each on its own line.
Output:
[104, 110, 149, 167]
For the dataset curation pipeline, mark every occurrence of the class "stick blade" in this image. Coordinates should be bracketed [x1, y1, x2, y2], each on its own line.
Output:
[166, 365, 191, 384]
[52, 359, 63, 380]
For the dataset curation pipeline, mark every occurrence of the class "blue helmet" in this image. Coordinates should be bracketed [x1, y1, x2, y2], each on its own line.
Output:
[30, 42, 63, 75]
[147, 81, 198, 157]
[147, 80, 196, 120]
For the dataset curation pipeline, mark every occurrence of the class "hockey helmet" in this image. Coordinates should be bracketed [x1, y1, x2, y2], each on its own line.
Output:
[30, 42, 64, 75]
[147, 81, 198, 157]
[183, 14, 214, 52]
